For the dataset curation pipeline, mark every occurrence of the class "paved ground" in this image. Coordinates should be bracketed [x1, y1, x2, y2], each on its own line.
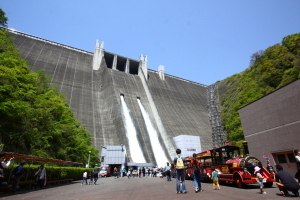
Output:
[0, 176, 298, 200]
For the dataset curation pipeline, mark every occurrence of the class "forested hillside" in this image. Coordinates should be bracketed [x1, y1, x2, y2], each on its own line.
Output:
[0, 9, 98, 164]
[219, 33, 300, 145]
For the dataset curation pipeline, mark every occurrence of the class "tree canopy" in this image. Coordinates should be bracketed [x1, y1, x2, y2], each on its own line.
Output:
[0, 9, 8, 27]
[219, 33, 300, 145]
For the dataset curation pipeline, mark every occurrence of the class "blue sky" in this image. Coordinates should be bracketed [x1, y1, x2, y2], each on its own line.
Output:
[2, 0, 300, 85]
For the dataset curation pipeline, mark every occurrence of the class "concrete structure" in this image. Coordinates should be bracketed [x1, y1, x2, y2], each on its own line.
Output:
[100, 145, 126, 167]
[9, 29, 213, 166]
[173, 135, 201, 158]
[239, 79, 300, 175]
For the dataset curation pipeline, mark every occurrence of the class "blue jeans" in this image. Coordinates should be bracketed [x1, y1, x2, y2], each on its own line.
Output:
[82, 177, 88, 184]
[93, 173, 98, 183]
[176, 170, 186, 192]
[166, 171, 171, 181]
[193, 172, 201, 189]
[258, 179, 264, 189]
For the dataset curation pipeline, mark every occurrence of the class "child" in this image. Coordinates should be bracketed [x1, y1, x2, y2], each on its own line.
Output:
[81, 170, 88, 185]
[254, 166, 266, 194]
[89, 171, 93, 185]
[211, 168, 220, 190]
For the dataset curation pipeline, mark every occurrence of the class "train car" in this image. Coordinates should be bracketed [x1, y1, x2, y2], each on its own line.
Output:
[198, 141, 276, 188]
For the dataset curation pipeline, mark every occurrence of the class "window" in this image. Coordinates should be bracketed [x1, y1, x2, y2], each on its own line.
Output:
[287, 153, 296, 163]
[277, 154, 287, 163]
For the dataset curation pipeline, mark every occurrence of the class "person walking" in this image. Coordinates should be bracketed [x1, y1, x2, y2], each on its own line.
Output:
[114, 167, 118, 179]
[211, 168, 220, 190]
[81, 170, 88, 185]
[34, 165, 47, 189]
[10, 160, 26, 194]
[122, 167, 126, 177]
[190, 153, 202, 193]
[275, 164, 300, 197]
[127, 167, 132, 179]
[139, 168, 142, 178]
[142, 167, 146, 177]
[165, 162, 171, 181]
[173, 149, 187, 194]
[89, 171, 93, 185]
[92, 165, 99, 184]
[254, 166, 266, 194]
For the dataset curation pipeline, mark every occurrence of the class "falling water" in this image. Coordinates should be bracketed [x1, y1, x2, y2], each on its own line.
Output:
[137, 99, 168, 167]
[120, 96, 146, 163]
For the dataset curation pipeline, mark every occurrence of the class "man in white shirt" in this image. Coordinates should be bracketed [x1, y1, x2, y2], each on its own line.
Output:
[34, 165, 46, 189]
[0, 152, 13, 188]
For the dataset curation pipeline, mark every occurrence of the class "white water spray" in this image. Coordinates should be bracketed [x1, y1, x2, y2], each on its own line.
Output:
[137, 99, 168, 167]
[120, 96, 146, 163]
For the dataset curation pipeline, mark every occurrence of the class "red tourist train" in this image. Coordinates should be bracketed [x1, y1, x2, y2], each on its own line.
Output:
[172, 141, 276, 188]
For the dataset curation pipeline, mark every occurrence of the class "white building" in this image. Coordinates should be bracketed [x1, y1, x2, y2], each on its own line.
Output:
[173, 135, 201, 158]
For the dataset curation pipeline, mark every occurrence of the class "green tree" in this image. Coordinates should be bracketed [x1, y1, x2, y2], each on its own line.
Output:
[219, 33, 300, 145]
[0, 9, 8, 27]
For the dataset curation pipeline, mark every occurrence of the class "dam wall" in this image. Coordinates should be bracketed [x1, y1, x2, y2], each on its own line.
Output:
[10, 29, 213, 165]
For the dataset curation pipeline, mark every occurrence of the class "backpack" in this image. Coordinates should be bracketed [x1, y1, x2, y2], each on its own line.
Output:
[176, 156, 184, 169]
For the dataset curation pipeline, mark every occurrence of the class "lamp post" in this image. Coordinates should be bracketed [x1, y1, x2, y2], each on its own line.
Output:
[87, 151, 91, 168]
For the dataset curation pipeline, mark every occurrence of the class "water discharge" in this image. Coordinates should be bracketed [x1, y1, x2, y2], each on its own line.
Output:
[120, 96, 146, 163]
[137, 99, 168, 167]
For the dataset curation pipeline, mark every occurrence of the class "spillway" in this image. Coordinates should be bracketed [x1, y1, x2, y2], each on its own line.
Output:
[137, 98, 168, 167]
[120, 95, 146, 163]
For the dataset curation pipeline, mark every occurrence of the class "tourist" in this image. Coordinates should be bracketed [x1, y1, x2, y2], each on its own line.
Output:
[211, 168, 220, 190]
[127, 168, 132, 179]
[165, 162, 171, 181]
[34, 164, 47, 189]
[0, 152, 13, 188]
[93, 165, 99, 184]
[81, 170, 88, 185]
[142, 167, 146, 177]
[10, 160, 26, 194]
[254, 166, 266, 194]
[122, 167, 126, 177]
[190, 153, 202, 192]
[89, 171, 93, 185]
[173, 149, 187, 194]
[114, 167, 118, 179]
[275, 164, 299, 197]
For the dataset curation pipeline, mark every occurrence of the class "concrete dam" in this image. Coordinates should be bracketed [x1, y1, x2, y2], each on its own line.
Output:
[10, 29, 213, 166]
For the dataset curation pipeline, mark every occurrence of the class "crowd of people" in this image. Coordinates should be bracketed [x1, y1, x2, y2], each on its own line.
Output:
[0, 152, 47, 194]
[78, 148, 300, 197]
[2, 149, 300, 197]
[171, 148, 300, 196]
